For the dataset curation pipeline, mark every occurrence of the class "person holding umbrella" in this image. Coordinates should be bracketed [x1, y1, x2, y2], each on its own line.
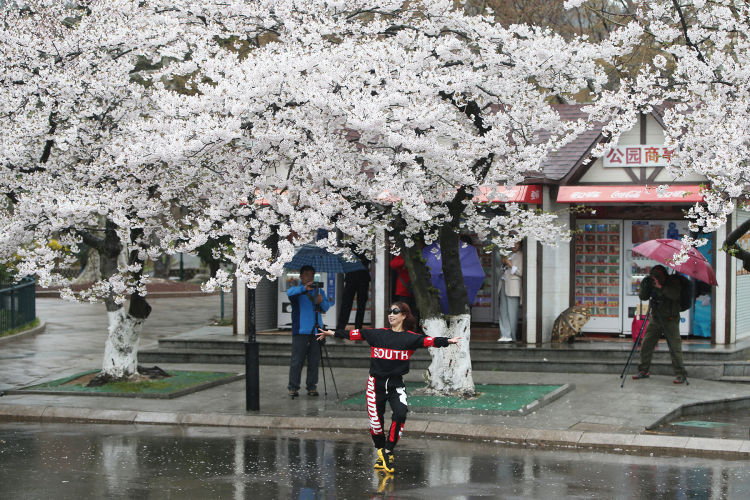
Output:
[632, 264, 688, 384]
[317, 302, 460, 474]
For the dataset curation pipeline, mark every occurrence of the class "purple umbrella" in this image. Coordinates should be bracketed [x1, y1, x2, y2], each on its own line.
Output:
[422, 242, 486, 314]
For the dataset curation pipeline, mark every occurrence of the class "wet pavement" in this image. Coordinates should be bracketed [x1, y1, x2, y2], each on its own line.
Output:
[651, 407, 750, 440]
[0, 296, 231, 392]
[1, 422, 749, 499]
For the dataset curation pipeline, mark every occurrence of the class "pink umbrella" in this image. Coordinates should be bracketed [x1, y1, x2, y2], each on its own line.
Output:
[632, 239, 718, 286]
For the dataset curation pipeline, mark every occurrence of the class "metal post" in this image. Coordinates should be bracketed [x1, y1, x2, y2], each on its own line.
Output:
[179, 252, 184, 281]
[9, 287, 15, 328]
[245, 287, 260, 411]
[220, 289, 225, 321]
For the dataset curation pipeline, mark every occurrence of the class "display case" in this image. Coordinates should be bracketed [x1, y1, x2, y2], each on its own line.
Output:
[621, 220, 690, 336]
[574, 220, 622, 332]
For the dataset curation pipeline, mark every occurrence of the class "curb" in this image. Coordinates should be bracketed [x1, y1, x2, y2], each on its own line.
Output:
[0, 404, 748, 459]
[0, 321, 47, 344]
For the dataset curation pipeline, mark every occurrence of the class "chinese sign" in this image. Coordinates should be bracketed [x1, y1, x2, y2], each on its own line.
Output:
[603, 144, 673, 168]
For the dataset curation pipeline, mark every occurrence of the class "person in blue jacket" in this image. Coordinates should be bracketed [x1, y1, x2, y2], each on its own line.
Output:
[287, 265, 330, 398]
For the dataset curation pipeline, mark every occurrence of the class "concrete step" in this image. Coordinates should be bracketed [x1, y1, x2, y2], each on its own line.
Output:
[154, 336, 748, 363]
[137, 347, 731, 379]
[717, 376, 750, 383]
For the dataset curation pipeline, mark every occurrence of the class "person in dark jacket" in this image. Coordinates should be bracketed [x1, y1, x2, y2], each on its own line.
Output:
[336, 253, 371, 331]
[317, 302, 459, 473]
[632, 264, 687, 384]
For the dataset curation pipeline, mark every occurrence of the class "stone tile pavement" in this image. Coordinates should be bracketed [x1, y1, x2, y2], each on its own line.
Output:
[1, 297, 749, 458]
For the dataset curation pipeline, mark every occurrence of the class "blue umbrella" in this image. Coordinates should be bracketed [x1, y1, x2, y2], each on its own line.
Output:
[422, 242, 485, 314]
[283, 245, 366, 274]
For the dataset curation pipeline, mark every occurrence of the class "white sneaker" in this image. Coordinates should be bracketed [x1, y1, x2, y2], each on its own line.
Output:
[497, 337, 513, 342]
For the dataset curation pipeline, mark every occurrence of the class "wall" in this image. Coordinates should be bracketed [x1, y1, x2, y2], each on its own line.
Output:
[540, 187, 571, 342]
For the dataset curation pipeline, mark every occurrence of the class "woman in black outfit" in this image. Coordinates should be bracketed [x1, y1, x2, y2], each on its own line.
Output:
[317, 302, 460, 473]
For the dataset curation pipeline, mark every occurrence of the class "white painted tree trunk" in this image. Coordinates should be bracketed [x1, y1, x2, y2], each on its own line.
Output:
[100, 308, 145, 379]
[422, 314, 475, 397]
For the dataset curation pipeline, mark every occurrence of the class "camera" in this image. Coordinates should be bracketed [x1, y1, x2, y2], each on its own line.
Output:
[309, 281, 324, 289]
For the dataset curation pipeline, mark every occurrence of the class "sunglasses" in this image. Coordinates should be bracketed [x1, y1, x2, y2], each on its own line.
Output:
[387, 308, 402, 315]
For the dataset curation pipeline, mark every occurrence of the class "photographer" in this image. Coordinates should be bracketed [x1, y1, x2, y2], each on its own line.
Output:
[287, 265, 330, 398]
[632, 264, 687, 384]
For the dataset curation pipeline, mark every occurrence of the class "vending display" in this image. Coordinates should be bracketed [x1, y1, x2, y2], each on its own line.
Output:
[622, 220, 690, 335]
[574, 220, 622, 332]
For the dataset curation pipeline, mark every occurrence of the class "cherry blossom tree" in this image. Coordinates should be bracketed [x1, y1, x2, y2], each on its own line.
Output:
[0, 0, 303, 383]
[181, 1, 613, 395]
[569, 0, 750, 260]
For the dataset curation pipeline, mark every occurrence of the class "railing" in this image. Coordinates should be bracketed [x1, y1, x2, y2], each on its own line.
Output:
[0, 278, 36, 335]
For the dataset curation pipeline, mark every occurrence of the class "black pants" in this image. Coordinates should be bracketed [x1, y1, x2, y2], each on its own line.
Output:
[337, 271, 370, 330]
[366, 375, 408, 451]
[288, 335, 320, 391]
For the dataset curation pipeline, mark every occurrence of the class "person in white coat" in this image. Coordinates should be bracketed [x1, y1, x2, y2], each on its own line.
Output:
[496, 241, 523, 342]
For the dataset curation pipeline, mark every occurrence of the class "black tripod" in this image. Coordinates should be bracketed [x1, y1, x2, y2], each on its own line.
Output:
[620, 297, 689, 387]
[310, 287, 339, 400]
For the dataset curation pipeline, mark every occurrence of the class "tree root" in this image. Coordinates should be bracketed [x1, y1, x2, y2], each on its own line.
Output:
[86, 365, 171, 387]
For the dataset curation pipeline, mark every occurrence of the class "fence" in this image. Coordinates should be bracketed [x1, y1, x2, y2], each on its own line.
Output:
[0, 278, 36, 335]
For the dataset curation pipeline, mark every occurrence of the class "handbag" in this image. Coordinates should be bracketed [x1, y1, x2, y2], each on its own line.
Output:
[631, 301, 649, 342]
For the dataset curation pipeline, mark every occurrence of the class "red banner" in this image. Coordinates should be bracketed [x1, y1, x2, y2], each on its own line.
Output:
[557, 185, 704, 203]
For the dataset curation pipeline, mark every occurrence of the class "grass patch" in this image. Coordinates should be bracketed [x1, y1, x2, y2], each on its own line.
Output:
[17, 369, 241, 399]
[342, 382, 564, 412]
[0, 317, 40, 338]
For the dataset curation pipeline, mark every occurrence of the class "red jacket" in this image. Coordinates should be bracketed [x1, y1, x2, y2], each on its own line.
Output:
[390, 255, 412, 297]
[334, 328, 450, 378]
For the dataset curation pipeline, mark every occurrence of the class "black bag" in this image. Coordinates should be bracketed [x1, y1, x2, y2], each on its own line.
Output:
[670, 274, 693, 312]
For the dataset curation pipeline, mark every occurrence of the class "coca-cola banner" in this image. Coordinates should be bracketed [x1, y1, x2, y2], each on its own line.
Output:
[557, 185, 704, 203]
[603, 144, 673, 168]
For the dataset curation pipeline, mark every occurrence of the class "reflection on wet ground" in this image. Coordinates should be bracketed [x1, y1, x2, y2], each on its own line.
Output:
[1, 422, 749, 499]
[651, 407, 750, 440]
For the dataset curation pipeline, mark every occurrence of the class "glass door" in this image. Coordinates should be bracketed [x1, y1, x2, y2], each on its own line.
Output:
[574, 220, 622, 332]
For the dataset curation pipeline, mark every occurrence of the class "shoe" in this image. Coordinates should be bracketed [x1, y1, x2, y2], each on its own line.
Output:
[289, 389, 299, 398]
[497, 337, 513, 343]
[632, 371, 650, 380]
[374, 448, 385, 470]
[378, 448, 395, 473]
[307, 389, 319, 397]
[673, 376, 686, 384]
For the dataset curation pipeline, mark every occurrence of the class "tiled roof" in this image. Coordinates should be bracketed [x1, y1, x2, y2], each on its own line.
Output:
[536, 104, 604, 182]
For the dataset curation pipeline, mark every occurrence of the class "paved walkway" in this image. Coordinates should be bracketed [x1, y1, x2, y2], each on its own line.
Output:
[1, 297, 749, 458]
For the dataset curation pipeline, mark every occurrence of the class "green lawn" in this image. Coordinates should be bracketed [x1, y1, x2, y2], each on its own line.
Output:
[342, 382, 563, 412]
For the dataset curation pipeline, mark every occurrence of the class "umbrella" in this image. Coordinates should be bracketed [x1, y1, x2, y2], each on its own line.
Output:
[422, 242, 485, 314]
[551, 305, 591, 343]
[283, 245, 366, 274]
[632, 239, 718, 285]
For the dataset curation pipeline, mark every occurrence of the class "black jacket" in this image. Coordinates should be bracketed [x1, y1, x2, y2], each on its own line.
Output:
[333, 328, 450, 378]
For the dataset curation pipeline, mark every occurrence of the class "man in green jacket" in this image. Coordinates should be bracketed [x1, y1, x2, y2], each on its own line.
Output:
[632, 265, 687, 384]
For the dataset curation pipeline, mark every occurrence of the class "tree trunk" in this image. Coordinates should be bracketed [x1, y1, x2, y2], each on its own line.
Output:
[394, 225, 476, 396]
[421, 224, 475, 395]
[423, 314, 475, 396]
[88, 222, 152, 386]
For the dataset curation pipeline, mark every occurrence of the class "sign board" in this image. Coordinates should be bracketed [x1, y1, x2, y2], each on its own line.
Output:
[603, 144, 674, 168]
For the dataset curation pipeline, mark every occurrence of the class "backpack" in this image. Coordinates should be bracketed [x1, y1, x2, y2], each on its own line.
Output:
[669, 274, 693, 312]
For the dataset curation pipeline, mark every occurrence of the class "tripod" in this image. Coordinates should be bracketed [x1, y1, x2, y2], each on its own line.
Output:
[310, 287, 339, 400]
[620, 298, 689, 387]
